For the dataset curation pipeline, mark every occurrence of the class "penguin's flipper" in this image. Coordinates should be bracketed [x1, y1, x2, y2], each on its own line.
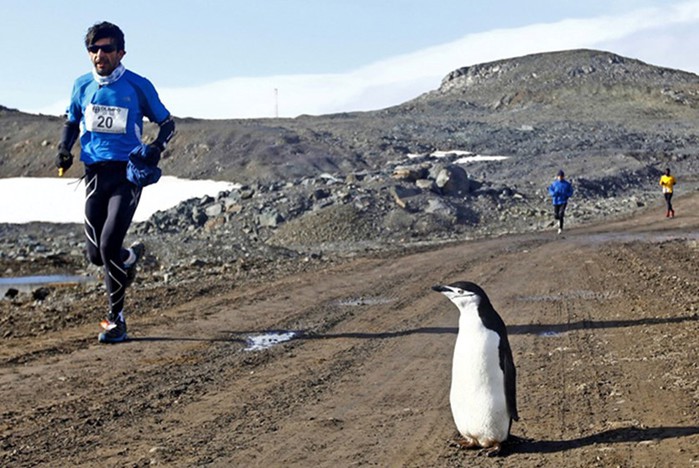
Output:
[499, 339, 519, 422]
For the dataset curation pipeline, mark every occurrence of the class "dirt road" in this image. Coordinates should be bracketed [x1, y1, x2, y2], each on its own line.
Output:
[2, 195, 698, 467]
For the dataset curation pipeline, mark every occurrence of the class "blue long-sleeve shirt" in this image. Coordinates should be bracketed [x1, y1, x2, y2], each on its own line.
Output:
[548, 179, 573, 205]
[66, 68, 170, 165]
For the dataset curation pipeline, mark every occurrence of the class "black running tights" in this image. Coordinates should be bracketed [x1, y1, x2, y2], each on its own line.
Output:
[553, 203, 567, 229]
[83, 162, 141, 318]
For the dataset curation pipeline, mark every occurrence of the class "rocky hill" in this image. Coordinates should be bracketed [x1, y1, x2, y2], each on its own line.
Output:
[3, 49, 699, 181]
[2, 48, 699, 258]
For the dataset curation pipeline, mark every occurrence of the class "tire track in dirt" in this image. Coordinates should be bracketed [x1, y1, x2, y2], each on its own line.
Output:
[585, 240, 699, 467]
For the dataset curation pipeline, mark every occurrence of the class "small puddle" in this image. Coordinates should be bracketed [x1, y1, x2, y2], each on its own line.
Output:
[1, 274, 96, 295]
[244, 331, 300, 351]
[334, 296, 394, 307]
[538, 331, 563, 338]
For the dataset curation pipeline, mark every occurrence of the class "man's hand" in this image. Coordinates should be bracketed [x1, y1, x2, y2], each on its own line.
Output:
[142, 144, 162, 166]
[55, 145, 73, 175]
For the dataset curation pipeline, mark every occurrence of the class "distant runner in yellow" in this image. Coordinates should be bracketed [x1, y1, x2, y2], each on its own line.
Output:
[659, 168, 676, 218]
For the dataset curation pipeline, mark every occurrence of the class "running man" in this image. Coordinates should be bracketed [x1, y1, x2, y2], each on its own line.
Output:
[548, 169, 574, 234]
[55, 22, 175, 343]
[659, 168, 676, 218]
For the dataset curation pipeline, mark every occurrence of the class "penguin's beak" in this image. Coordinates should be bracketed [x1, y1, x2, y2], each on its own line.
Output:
[432, 284, 450, 293]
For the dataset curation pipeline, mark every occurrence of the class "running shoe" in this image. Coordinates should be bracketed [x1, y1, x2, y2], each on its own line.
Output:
[124, 242, 145, 287]
[98, 317, 128, 343]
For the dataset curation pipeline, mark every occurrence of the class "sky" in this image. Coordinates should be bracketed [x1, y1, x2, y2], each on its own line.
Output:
[2, 0, 699, 119]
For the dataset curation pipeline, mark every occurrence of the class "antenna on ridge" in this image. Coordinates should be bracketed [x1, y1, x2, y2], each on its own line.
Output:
[274, 88, 279, 118]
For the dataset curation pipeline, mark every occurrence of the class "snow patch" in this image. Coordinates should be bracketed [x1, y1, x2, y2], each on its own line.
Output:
[0, 176, 238, 224]
[244, 331, 298, 351]
[407, 150, 509, 163]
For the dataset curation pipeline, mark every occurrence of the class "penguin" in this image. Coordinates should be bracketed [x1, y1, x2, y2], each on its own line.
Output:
[432, 281, 518, 455]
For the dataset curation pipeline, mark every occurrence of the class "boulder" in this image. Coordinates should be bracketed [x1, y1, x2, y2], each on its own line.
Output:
[434, 165, 473, 196]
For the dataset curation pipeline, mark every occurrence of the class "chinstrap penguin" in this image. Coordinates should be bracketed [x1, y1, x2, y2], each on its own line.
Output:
[433, 281, 518, 455]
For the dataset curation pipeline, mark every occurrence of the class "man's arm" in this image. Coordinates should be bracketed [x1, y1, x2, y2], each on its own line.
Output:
[151, 116, 175, 151]
[59, 120, 80, 152]
[55, 120, 80, 174]
[135, 116, 176, 166]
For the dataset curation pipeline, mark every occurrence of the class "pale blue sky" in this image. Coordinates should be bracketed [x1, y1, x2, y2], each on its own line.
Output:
[2, 0, 698, 118]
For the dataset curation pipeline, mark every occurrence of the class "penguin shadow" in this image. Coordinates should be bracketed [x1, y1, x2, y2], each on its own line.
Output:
[507, 314, 698, 336]
[507, 425, 699, 455]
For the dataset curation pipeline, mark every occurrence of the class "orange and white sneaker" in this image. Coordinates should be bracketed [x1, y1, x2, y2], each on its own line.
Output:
[98, 315, 128, 343]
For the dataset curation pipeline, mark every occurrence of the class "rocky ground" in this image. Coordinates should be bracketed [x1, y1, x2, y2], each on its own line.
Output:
[1, 190, 698, 467]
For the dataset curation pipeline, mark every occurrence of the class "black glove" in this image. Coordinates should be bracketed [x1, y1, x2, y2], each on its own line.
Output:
[55, 145, 73, 171]
[142, 144, 162, 166]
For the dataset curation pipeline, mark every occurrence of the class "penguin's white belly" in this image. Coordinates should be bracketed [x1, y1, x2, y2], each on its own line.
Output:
[450, 324, 510, 444]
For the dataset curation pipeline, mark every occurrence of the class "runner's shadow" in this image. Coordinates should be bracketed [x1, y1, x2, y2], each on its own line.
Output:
[508, 314, 698, 335]
[128, 328, 457, 346]
[509, 426, 699, 455]
[131, 315, 696, 343]
[212, 327, 459, 341]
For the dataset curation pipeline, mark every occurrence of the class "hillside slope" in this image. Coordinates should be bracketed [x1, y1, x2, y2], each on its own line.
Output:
[2, 49, 699, 186]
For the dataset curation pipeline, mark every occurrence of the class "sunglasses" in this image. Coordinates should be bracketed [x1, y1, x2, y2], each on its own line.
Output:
[87, 44, 117, 54]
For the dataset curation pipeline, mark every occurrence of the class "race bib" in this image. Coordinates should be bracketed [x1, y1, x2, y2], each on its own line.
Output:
[85, 104, 128, 134]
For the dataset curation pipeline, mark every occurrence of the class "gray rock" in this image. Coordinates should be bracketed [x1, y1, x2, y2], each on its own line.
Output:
[258, 209, 283, 228]
[390, 185, 422, 199]
[434, 165, 473, 196]
[191, 207, 208, 227]
[415, 179, 435, 190]
[424, 198, 455, 216]
[205, 203, 224, 217]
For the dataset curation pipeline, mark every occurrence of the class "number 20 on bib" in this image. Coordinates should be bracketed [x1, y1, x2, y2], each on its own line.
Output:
[85, 104, 129, 134]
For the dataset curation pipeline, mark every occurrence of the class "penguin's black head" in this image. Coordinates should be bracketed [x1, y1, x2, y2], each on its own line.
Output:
[432, 281, 490, 310]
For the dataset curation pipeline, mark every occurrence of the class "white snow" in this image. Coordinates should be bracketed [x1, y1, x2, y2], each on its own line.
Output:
[406, 150, 510, 163]
[244, 331, 298, 351]
[0, 176, 238, 224]
[454, 155, 509, 164]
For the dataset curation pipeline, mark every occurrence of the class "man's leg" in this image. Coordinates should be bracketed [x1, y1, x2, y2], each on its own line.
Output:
[84, 172, 107, 267]
[101, 181, 141, 319]
[92, 170, 141, 344]
[555, 203, 567, 232]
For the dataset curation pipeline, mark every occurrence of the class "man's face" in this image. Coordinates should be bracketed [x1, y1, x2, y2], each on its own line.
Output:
[87, 38, 125, 76]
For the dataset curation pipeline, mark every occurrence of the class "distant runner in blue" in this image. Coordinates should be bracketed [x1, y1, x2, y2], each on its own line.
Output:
[55, 22, 175, 343]
[548, 169, 574, 235]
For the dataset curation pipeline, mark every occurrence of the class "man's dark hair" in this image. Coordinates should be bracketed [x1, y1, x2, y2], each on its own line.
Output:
[84, 21, 125, 51]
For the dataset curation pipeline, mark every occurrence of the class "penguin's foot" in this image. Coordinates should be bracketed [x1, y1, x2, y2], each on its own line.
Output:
[453, 435, 480, 450]
[480, 442, 502, 457]
[452, 434, 507, 456]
